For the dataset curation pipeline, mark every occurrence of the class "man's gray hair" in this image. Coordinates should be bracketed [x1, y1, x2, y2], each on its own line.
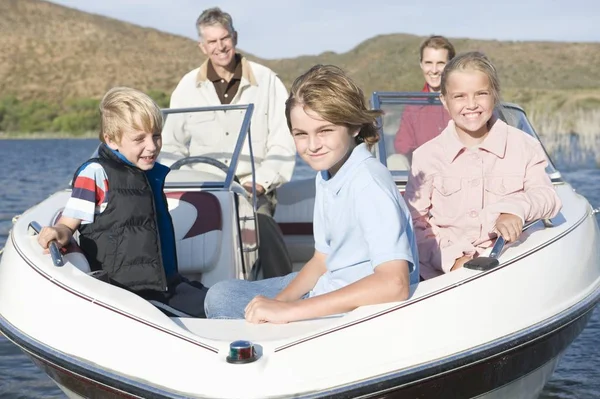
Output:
[196, 7, 236, 42]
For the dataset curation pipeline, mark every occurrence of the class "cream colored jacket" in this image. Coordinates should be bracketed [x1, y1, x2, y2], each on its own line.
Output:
[160, 57, 296, 192]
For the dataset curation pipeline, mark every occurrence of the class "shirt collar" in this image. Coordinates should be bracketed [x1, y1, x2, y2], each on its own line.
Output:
[441, 117, 508, 163]
[196, 55, 257, 87]
[479, 117, 508, 158]
[206, 53, 243, 82]
[319, 143, 373, 194]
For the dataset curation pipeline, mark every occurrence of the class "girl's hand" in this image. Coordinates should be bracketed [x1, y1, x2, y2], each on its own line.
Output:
[244, 295, 296, 324]
[494, 213, 523, 242]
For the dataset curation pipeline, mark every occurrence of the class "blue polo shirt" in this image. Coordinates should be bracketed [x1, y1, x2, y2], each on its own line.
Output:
[310, 143, 419, 297]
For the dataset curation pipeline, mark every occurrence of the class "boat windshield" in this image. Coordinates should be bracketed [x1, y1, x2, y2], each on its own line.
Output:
[158, 103, 255, 190]
[370, 92, 561, 183]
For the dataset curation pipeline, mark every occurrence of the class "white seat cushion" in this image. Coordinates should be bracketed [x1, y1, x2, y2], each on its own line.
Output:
[166, 191, 223, 274]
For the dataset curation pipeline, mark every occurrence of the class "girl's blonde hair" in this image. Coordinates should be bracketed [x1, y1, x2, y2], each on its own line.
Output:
[441, 51, 501, 105]
[285, 65, 382, 149]
[99, 87, 163, 144]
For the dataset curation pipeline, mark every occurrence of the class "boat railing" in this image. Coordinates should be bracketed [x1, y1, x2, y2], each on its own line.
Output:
[28, 221, 64, 267]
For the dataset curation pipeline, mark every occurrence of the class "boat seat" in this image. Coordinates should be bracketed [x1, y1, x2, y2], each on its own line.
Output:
[149, 300, 193, 318]
[166, 191, 223, 275]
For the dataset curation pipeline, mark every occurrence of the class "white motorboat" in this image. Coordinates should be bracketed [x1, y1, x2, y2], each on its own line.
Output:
[0, 94, 598, 399]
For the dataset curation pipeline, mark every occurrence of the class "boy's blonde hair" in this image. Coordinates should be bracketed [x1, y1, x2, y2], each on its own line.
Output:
[285, 65, 382, 149]
[99, 87, 164, 144]
[441, 51, 501, 105]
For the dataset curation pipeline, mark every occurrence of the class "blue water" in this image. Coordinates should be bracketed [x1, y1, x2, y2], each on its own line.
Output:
[0, 139, 598, 398]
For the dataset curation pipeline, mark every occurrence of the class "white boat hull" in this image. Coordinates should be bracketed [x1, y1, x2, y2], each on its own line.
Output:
[1, 179, 599, 399]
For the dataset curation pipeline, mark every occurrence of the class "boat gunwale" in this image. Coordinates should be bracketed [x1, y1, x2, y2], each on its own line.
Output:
[275, 204, 596, 351]
[0, 200, 597, 398]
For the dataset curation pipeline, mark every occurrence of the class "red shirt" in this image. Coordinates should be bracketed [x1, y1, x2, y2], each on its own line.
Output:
[393, 83, 452, 156]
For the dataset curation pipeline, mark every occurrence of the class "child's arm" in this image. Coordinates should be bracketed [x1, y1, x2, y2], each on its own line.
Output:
[245, 259, 409, 323]
[246, 259, 410, 324]
[37, 162, 107, 251]
[38, 217, 81, 250]
[245, 180, 414, 323]
[485, 140, 562, 232]
[274, 250, 327, 302]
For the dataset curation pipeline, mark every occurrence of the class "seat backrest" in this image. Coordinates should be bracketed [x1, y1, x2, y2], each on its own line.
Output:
[166, 191, 223, 274]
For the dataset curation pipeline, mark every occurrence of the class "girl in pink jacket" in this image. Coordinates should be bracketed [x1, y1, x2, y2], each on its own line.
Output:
[405, 51, 562, 280]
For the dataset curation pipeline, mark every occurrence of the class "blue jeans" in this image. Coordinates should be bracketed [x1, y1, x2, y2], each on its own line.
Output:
[204, 272, 300, 319]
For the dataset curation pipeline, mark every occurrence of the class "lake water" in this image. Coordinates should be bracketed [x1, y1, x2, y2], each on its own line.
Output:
[0, 139, 598, 398]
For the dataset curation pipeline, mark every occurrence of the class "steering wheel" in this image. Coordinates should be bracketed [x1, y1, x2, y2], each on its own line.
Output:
[170, 156, 240, 184]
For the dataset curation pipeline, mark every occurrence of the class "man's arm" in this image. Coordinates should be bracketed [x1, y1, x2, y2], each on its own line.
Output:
[159, 83, 191, 165]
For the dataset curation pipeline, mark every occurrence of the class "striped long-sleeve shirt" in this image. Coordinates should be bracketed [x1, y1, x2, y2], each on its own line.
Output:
[62, 162, 109, 224]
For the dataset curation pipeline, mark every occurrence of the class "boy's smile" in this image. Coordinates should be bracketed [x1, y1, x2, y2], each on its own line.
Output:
[105, 128, 162, 170]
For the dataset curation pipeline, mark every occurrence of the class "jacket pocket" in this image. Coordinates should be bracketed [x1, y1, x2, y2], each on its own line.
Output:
[433, 176, 462, 196]
[485, 176, 524, 196]
[432, 176, 463, 218]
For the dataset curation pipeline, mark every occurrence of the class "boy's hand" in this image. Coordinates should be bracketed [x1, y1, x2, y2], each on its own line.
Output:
[244, 295, 295, 324]
[494, 213, 524, 243]
[38, 225, 72, 250]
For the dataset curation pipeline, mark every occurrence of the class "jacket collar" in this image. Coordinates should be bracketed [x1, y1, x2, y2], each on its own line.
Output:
[441, 117, 508, 163]
[196, 55, 258, 87]
[97, 144, 169, 181]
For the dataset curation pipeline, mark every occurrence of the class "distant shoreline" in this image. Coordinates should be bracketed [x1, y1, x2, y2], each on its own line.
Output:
[0, 132, 97, 140]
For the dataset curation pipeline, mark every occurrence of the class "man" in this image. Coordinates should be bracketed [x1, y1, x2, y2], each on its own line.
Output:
[392, 36, 455, 167]
[161, 7, 296, 217]
[161, 7, 295, 278]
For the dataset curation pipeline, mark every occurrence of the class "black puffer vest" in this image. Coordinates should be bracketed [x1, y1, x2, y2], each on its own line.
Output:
[76, 145, 174, 292]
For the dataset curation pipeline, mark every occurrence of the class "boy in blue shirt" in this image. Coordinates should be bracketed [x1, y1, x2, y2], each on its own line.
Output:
[38, 87, 207, 317]
[205, 65, 419, 322]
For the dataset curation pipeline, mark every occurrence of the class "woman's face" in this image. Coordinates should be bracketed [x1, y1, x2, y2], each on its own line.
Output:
[290, 105, 358, 176]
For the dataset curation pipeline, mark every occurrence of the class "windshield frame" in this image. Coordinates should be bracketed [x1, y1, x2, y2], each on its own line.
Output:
[161, 103, 255, 190]
[370, 91, 562, 184]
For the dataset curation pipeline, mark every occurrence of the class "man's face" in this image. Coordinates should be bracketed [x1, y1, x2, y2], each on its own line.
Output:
[420, 47, 450, 92]
[199, 23, 236, 69]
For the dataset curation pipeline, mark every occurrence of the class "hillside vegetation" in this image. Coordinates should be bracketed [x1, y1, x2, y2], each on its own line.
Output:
[1, 0, 599, 137]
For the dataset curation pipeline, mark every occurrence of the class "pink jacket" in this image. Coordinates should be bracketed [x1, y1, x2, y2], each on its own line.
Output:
[405, 118, 562, 280]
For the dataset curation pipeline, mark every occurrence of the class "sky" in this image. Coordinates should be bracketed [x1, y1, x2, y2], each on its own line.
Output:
[48, 0, 600, 59]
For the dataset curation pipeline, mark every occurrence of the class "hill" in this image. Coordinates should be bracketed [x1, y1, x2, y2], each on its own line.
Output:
[1, 0, 599, 135]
